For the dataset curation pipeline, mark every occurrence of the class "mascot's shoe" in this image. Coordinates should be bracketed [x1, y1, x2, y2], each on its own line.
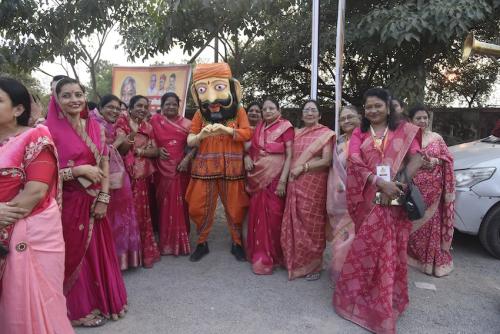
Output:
[190, 242, 209, 262]
[231, 243, 246, 262]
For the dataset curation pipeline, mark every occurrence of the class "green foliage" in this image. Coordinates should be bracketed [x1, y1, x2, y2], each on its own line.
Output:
[86, 60, 114, 101]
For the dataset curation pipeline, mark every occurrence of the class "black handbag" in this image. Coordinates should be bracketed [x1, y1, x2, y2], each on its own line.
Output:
[398, 169, 426, 221]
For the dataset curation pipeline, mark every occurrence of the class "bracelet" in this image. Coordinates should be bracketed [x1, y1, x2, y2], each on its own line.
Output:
[61, 168, 74, 181]
[96, 192, 111, 204]
[127, 134, 135, 144]
[137, 148, 143, 157]
[303, 163, 309, 173]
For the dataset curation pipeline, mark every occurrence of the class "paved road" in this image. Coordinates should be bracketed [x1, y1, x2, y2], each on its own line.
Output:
[77, 207, 500, 334]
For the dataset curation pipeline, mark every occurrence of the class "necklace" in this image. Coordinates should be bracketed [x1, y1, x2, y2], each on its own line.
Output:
[370, 125, 388, 152]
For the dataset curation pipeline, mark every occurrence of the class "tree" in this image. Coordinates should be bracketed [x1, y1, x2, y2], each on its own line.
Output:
[86, 60, 114, 101]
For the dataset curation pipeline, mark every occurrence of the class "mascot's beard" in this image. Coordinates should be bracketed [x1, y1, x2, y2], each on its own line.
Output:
[200, 96, 238, 123]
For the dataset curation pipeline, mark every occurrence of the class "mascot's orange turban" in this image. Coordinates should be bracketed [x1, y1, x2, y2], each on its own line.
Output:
[193, 63, 232, 82]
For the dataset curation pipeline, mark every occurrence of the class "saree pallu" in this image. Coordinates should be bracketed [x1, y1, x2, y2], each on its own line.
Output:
[281, 124, 335, 280]
[0, 126, 74, 334]
[326, 135, 355, 284]
[333, 122, 421, 334]
[408, 134, 454, 277]
[116, 115, 160, 267]
[151, 114, 191, 256]
[91, 109, 141, 270]
[246, 118, 294, 274]
[46, 98, 127, 321]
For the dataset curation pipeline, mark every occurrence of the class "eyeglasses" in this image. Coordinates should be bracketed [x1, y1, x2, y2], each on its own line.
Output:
[339, 114, 357, 122]
[104, 105, 121, 112]
[302, 108, 319, 114]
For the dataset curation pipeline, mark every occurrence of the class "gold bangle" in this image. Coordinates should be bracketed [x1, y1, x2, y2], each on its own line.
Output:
[96, 192, 111, 204]
[61, 168, 74, 181]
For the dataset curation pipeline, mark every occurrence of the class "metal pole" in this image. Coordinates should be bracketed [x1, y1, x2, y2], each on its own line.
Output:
[334, 0, 346, 134]
[310, 0, 320, 100]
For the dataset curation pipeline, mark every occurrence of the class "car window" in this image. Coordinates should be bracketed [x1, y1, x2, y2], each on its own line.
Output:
[480, 135, 500, 144]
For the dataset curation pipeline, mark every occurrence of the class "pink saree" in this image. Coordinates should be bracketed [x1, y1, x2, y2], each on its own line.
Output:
[246, 118, 294, 274]
[115, 115, 160, 268]
[0, 126, 74, 334]
[46, 97, 127, 321]
[91, 109, 141, 270]
[333, 122, 421, 334]
[407, 133, 454, 277]
[281, 124, 335, 280]
[151, 114, 192, 256]
[326, 134, 355, 284]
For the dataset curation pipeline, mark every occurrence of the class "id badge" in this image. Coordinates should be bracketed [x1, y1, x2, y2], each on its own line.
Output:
[376, 165, 391, 182]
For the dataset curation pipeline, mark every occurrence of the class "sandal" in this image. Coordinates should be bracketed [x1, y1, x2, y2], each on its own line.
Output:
[305, 272, 321, 281]
[72, 313, 107, 328]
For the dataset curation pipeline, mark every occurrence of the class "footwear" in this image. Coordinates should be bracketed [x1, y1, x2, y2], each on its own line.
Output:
[231, 243, 246, 262]
[72, 313, 107, 327]
[189, 242, 209, 262]
[305, 271, 321, 281]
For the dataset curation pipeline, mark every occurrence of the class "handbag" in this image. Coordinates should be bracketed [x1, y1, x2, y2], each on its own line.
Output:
[398, 169, 426, 221]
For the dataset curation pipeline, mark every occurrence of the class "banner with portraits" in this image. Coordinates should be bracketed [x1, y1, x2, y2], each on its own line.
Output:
[112, 65, 192, 116]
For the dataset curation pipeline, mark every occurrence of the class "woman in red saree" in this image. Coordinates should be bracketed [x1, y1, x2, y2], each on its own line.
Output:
[326, 105, 360, 285]
[333, 88, 423, 334]
[281, 100, 335, 281]
[245, 98, 293, 275]
[407, 105, 454, 277]
[116, 95, 162, 268]
[0, 78, 74, 334]
[91, 95, 141, 270]
[46, 78, 127, 327]
[151, 92, 196, 256]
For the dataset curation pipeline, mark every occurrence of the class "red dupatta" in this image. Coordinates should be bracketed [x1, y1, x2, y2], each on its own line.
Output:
[246, 118, 293, 194]
[346, 122, 421, 228]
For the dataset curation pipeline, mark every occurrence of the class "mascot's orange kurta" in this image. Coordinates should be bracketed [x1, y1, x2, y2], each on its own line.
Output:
[186, 63, 252, 261]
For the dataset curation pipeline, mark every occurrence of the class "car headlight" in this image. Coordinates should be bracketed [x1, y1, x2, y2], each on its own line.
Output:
[454, 167, 496, 188]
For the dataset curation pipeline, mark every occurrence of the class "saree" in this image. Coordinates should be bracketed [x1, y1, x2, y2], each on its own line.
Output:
[151, 114, 191, 256]
[115, 114, 160, 268]
[91, 109, 141, 270]
[246, 118, 294, 274]
[333, 122, 421, 334]
[46, 97, 127, 321]
[407, 133, 454, 277]
[0, 126, 74, 334]
[281, 124, 335, 280]
[326, 134, 355, 284]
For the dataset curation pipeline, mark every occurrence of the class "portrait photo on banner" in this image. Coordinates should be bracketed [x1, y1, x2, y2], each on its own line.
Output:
[112, 65, 192, 116]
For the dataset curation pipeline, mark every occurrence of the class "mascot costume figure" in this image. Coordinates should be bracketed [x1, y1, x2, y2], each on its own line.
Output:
[186, 63, 252, 262]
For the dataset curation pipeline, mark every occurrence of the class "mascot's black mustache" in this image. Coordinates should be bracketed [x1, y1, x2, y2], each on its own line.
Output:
[201, 97, 232, 110]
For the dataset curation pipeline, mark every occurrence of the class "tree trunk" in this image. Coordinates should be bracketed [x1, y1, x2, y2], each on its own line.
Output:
[89, 59, 99, 101]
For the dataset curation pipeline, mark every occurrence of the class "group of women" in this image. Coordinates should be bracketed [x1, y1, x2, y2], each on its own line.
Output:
[0, 76, 455, 334]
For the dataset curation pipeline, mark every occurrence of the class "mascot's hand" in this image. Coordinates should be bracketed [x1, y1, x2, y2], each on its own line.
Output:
[199, 125, 214, 140]
[210, 123, 233, 136]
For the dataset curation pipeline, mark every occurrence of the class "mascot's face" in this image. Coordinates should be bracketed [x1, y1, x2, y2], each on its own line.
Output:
[194, 77, 233, 114]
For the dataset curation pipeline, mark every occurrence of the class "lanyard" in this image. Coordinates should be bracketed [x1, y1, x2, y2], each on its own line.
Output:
[370, 125, 388, 157]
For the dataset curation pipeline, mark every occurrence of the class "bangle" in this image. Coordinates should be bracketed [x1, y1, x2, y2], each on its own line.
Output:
[61, 168, 74, 181]
[303, 163, 309, 173]
[127, 134, 135, 144]
[97, 192, 111, 204]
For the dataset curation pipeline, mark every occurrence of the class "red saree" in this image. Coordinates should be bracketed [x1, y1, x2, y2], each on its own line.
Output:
[281, 124, 335, 280]
[0, 126, 75, 334]
[151, 114, 191, 256]
[115, 115, 160, 268]
[407, 133, 454, 277]
[246, 118, 294, 274]
[46, 97, 127, 321]
[333, 122, 421, 334]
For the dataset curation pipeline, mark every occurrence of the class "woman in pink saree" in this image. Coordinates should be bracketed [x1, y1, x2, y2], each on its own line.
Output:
[0, 78, 74, 334]
[151, 92, 196, 256]
[281, 100, 335, 281]
[407, 105, 454, 277]
[116, 95, 162, 268]
[245, 98, 294, 275]
[46, 78, 127, 327]
[91, 95, 141, 270]
[326, 105, 360, 285]
[333, 88, 423, 334]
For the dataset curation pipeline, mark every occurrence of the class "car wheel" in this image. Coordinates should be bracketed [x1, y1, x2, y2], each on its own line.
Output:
[479, 205, 500, 259]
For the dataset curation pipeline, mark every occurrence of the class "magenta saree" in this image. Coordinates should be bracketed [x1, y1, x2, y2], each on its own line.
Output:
[333, 122, 421, 334]
[407, 132, 454, 277]
[246, 118, 294, 274]
[151, 114, 192, 256]
[115, 115, 160, 268]
[0, 126, 74, 334]
[46, 97, 127, 321]
[281, 124, 335, 280]
[326, 134, 355, 284]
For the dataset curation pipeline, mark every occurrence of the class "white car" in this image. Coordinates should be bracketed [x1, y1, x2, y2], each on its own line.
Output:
[450, 135, 500, 259]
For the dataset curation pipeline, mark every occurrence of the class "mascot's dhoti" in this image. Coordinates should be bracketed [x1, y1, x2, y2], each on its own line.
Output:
[186, 63, 252, 262]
